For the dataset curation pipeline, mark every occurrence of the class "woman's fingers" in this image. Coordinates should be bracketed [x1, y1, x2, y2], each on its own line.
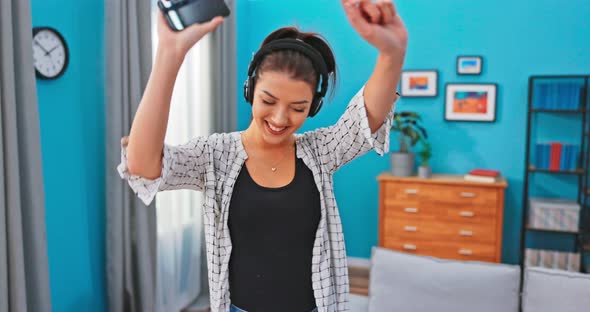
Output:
[185, 16, 224, 35]
[342, 0, 372, 36]
[378, 0, 395, 25]
[359, 0, 382, 24]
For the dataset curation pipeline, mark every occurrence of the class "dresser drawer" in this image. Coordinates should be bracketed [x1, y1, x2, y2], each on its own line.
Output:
[423, 201, 497, 221]
[383, 182, 433, 201]
[384, 202, 496, 224]
[382, 202, 436, 218]
[383, 218, 497, 243]
[427, 185, 498, 206]
[382, 239, 497, 262]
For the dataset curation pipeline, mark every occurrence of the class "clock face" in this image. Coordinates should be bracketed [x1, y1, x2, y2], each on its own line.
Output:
[32, 27, 69, 79]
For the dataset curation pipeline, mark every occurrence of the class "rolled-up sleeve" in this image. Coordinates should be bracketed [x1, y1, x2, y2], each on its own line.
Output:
[117, 136, 209, 205]
[308, 85, 397, 174]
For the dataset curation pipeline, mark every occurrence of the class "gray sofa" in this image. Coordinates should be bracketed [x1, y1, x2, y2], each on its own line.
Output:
[349, 247, 590, 312]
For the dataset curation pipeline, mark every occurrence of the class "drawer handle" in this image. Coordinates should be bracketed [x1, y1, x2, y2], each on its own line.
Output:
[458, 249, 473, 255]
[460, 192, 476, 198]
[404, 207, 419, 213]
[459, 230, 473, 236]
[403, 244, 417, 250]
[405, 189, 419, 194]
[459, 211, 475, 217]
[404, 226, 417, 232]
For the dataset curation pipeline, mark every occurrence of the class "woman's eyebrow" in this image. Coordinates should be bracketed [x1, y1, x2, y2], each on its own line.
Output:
[262, 90, 309, 104]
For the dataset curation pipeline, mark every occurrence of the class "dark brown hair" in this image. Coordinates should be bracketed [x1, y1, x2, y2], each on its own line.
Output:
[254, 27, 338, 101]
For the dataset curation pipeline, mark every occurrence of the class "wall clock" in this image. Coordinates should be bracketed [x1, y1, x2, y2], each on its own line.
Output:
[32, 27, 69, 79]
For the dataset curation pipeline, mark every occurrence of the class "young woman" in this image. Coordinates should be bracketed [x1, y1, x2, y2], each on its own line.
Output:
[119, 0, 407, 311]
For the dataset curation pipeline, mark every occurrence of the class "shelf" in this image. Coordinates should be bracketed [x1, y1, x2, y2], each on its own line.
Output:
[527, 166, 584, 175]
[526, 225, 580, 235]
[530, 109, 587, 114]
[584, 243, 590, 252]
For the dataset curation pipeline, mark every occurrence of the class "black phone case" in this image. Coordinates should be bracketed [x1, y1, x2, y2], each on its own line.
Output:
[158, 0, 230, 31]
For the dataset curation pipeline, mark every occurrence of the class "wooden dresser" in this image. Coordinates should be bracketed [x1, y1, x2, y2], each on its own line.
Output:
[378, 173, 508, 262]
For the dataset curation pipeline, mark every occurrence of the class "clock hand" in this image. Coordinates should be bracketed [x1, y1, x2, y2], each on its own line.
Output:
[46, 45, 60, 55]
[34, 39, 50, 54]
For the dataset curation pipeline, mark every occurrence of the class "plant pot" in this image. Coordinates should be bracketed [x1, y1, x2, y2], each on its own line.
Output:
[418, 165, 432, 178]
[390, 152, 415, 177]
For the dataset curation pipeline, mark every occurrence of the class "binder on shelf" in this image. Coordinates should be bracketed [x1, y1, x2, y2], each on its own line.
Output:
[534, 142, 582, 172]
[549, 142, 562, 171]
[562, 144, 572, 170]
[533, 82, 584, 110]
[543, 143, 551, 169]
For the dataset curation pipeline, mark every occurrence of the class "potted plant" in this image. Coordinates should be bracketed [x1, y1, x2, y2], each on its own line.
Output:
[390, 111, 428, 176]
[417, 137, 432, 178]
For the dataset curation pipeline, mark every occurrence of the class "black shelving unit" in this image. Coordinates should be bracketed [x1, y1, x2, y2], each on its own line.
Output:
[583, 77, 590, 273]
[520, 75, 590, 281]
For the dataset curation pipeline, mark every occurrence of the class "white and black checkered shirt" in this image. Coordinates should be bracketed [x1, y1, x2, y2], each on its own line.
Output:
[118, 86, 397, 312]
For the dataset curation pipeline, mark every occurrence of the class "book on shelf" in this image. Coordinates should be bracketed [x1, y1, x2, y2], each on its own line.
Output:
[532, 82, 583, 110]
[549, 142, 561, 171]
[533, 142, 580, 171]
[464, 168, 501, 183]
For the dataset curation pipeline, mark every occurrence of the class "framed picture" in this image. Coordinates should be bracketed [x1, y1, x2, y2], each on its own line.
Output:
[445, 83, 497, 122]
[457, 56, 483, 75]
[400, 70, 438, 97]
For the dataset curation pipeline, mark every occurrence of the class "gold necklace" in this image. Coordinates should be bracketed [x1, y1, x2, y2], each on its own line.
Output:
[243, 132, 293, 173]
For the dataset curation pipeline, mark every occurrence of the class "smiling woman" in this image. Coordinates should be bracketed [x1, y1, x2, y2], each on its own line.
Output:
[119, 1, 406, 311]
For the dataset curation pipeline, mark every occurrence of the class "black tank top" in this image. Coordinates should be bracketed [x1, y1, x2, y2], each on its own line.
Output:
[228, 145, 321, 312]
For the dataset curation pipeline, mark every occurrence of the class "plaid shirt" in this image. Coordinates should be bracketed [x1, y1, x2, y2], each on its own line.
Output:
[118, 86, 397, 311]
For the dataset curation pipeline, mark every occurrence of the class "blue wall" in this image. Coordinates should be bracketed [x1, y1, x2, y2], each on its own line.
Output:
[236, 0, 590, 264]
[31, 0, 106, 311]
[29, 0, 589, 309]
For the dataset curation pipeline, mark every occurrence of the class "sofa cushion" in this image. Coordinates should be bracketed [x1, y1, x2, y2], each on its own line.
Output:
[349, 294, 369, 312]
[522, 267, 590, 312]
[368, 247, 520, 312]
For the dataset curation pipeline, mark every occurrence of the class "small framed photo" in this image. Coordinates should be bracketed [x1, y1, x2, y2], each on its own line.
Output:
[445, 83, 497, 122]
[457, 56, 483, 75]
[400, 70, 438, 97]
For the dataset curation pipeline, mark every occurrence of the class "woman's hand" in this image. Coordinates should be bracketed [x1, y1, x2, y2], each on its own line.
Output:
[156, 10, 224, 57]
[342, 0, 408, 62]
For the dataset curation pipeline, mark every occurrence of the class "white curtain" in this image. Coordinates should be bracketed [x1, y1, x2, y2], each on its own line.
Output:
[149, 5, 213, 312]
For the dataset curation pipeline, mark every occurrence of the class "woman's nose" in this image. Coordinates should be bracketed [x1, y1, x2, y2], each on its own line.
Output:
[270, 108, 289, 125]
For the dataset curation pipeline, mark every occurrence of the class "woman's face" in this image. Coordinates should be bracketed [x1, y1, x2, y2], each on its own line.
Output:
[250, 70, 315, 146]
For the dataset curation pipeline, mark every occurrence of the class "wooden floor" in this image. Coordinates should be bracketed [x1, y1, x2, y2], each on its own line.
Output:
[348, 265, 370, 296]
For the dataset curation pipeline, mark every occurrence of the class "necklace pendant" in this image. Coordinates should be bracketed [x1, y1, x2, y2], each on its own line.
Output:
[271, 167, 277, 172]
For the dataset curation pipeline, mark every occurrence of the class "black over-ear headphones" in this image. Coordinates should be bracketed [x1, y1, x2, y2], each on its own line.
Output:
[243, 38, 329, 118]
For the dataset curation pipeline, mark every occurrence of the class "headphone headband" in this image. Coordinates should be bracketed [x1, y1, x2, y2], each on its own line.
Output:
[247, 38, 329, 98]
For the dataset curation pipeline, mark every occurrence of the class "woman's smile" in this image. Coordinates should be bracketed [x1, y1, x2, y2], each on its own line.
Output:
[265, 120, 289, 135]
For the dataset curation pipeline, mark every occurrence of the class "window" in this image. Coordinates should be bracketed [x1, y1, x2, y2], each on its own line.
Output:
[150, 3, 213, 311]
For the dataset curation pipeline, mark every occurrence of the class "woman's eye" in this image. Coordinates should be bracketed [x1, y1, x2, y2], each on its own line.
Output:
[262, 100, 275, 105]
[294, 108, 305, 113]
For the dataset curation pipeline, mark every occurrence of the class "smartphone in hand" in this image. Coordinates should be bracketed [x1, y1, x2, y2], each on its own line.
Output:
[157, 0, 230, 31]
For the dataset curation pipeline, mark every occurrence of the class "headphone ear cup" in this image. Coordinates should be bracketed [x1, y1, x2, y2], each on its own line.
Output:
[243, 79, 250, 103]
[243, 78, 255, 104]
[308, 93, 324, 117]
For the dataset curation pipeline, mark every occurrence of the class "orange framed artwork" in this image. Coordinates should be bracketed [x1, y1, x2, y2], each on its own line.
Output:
[445, 83, 497, 122]
[400, 70, 438, 97]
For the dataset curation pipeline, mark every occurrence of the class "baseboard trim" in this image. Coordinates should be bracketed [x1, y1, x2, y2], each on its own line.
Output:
[348, 256, 371, 268]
